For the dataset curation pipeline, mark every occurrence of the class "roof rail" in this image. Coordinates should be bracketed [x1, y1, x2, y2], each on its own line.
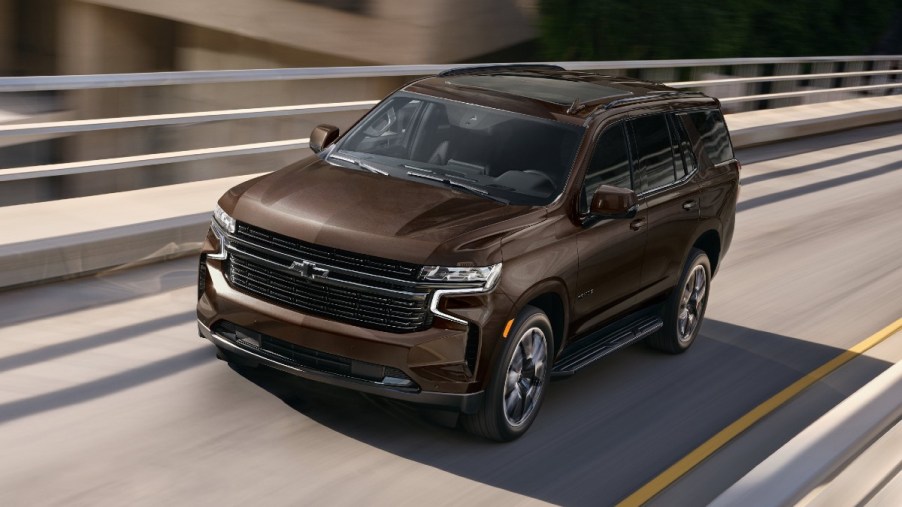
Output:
[603, 90, 707, 110]
[437, 64, 565, 78]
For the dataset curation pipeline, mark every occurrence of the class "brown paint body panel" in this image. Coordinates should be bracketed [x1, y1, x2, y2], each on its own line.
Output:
[197, 70, 739, 409]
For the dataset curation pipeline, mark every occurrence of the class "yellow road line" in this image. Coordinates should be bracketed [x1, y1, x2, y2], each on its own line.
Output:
[617, 317, 902, 507]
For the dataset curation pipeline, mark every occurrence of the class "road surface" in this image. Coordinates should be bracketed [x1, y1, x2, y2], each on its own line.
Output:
[1, 122, 901, 506]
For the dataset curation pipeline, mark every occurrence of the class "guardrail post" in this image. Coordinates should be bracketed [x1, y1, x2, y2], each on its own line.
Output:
[842, 60, 866, 95]
[869, 58, 901, 96]
[810, 61, 839, 103]
[771, 62, 803, 109]
[732, 63, 763, 112]
[638, 66, 678, 86]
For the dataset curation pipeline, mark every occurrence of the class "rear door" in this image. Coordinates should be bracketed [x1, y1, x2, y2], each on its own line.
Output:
[678, 109, 741, 258]
[627, 112, 701, 298]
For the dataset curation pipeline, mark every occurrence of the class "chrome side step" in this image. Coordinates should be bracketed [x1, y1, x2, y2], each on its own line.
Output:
[551, 315, 663, 377]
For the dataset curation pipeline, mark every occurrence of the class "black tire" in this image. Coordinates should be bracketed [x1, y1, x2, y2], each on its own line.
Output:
[646, 248, 711, 354]
[461, 305, 553, 441]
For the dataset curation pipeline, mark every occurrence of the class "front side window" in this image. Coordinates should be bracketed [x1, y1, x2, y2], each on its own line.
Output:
[333, 93, 586, 206]
[630, 114, 677, 192]
[581, 123, 632, 212]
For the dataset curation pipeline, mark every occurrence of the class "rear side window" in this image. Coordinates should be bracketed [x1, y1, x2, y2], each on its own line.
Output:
[681, 110, 734, 165]
[669, 115, 697, 177]
[630, 114, 676, 191]
[582, 123, 632, 211]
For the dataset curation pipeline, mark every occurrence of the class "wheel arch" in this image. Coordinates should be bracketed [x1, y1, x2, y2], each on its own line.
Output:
[692, 228, 722, 275]
[505, 279, 571, 359]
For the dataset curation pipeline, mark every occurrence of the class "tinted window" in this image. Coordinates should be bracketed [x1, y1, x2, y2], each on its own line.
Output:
[630, 114, 676, 191]
[335, 94, 586, 206]
[582, 123, 632, 211]
[669, 114, 697, 177]
[681, 110, 733, 165]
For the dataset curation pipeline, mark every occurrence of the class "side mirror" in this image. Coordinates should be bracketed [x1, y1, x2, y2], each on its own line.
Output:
[310, 124, 340, 153]
[589, 185, 639, 219]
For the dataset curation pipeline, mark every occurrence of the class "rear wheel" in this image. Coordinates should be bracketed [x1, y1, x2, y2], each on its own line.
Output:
[647, 248, 711, 354]
[462, 305, 552, 441]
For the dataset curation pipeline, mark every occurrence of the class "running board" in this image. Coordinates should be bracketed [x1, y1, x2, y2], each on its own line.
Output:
[551, 315, 663, 377]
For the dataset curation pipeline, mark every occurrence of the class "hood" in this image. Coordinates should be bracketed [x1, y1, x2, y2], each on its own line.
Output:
[221, 157, 546, 266]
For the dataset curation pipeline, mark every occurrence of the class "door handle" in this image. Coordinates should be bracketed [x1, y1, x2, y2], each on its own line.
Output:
[629, 218, 646, 231]
[682, 200, 698, 211]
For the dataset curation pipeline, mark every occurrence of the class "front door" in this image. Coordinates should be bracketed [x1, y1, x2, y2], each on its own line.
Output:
[574, 122, 648, 336]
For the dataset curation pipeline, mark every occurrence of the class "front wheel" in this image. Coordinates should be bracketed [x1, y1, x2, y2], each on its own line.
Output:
[461, 305, 553, 441]
[647, 248, 711, 354]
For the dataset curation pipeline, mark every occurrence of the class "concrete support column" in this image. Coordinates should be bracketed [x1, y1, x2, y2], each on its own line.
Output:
[0, 0, 13, 74]
[59, 0, 175, 192]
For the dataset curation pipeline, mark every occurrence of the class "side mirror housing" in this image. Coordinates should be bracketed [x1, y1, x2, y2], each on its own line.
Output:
[589, 185, 639, 219]
[310, 124, 340, 153]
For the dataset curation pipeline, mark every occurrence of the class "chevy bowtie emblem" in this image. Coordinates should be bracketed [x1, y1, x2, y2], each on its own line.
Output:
[289, 260, 330, 279]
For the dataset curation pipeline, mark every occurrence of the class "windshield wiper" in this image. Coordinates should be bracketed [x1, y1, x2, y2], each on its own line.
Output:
[329, 154, 388, 175]
[406, 170, 508, 204]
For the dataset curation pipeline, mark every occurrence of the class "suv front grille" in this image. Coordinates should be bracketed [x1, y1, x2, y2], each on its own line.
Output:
[226, 222, 432, 333]
[234, 222, 421, 280]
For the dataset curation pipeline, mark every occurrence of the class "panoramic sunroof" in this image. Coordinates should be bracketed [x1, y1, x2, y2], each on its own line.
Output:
[449, 74, 631, 106]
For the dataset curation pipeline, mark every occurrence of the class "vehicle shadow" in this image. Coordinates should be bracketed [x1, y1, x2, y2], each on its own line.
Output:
[737, 159, 902, 212]
[741, 143, 901, 186]
[0, 256, 196, 328]
[231, 319, 891, 506]
[0, 347, 212, 425]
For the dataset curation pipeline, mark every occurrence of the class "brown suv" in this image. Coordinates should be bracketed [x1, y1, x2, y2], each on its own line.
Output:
[196, 65, 739, 441]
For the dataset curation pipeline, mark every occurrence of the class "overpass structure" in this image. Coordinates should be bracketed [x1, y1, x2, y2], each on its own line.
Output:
[0, 57, 901, 505]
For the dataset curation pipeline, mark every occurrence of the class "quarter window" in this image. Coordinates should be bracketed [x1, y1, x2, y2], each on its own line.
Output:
[582, 123, 632, 211]
[680, 110, 734, 165]
[630, 114, 677, 191]
[669, 114, 697, 177]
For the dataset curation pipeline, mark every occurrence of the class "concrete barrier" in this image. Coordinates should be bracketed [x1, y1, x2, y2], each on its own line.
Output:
[1, 97, 901, 290]
[0, 174, 260, 289]
[710, 359, 902, 506]
[727, 95, 902, 147]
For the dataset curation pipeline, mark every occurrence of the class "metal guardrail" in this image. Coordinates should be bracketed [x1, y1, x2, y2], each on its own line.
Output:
[0, 101, 378, 137]
[1, 56, 900, 185]
[0, 139, 310, 182]
[2, 56, 901, 91]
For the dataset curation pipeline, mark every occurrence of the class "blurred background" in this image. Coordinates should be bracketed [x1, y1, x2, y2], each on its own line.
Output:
[1, 4, 902, 506]
[0, 0, 899, 204]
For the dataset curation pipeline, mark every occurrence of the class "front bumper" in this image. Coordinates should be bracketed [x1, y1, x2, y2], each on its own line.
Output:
[196, 248, 506, 414]
[198, 321, 483, 413]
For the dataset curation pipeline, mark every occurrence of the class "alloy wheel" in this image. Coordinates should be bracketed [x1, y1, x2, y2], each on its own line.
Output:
[677, 264, 707, 342]
[502, 326, 547, 427]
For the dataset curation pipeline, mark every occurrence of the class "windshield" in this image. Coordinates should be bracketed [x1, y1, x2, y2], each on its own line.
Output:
[330, 93, 585, 206]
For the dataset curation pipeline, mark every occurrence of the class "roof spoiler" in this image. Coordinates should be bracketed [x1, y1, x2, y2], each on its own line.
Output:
[438, 64, 565, 78]
[604, 90, 708, 110]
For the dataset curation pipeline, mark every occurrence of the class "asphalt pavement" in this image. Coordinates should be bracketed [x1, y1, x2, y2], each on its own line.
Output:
[0, 122, 900, 506]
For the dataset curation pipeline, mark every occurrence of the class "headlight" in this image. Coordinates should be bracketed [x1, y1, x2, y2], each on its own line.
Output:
[424, 263, 502, 325]
[213, 205, 236, 233]
[419, 264, 502, 286]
